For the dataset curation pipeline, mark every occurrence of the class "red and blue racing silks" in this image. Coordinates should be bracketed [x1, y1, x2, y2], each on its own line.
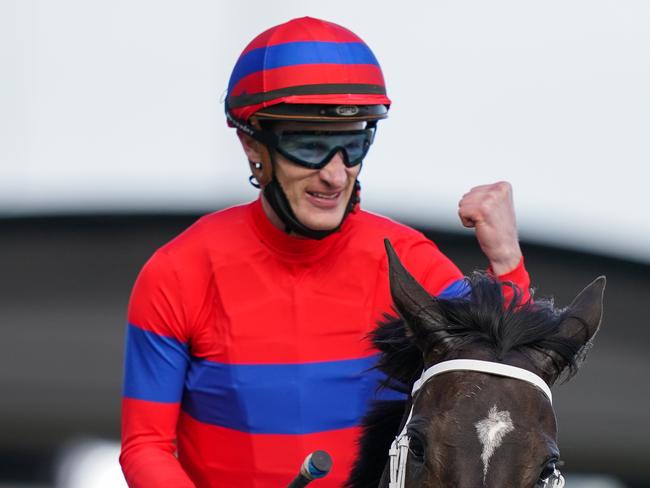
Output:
[120, 199, 530, 488]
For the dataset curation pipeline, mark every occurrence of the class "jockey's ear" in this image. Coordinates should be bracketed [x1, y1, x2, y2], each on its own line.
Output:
[385, 239, 452, 361]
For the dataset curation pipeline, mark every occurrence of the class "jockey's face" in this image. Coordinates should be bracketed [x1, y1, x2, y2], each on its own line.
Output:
[240, 120, 364, 233]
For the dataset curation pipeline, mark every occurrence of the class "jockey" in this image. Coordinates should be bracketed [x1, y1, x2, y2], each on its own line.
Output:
[120, 17, 530, 488]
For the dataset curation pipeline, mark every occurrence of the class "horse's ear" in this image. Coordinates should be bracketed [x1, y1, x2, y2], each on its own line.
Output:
[547, 276, 606, 384]
[384, 239, 446, 347]
[561, 276, 606, 344]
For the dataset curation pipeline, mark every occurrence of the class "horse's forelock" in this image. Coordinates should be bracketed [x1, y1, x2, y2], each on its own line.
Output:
[371, 314, 423, 389]
[374, 273, 583, 385]
[431, 274, 581, 379]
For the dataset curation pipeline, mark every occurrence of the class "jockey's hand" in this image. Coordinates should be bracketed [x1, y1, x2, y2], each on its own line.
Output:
[458, 181, 522, 276]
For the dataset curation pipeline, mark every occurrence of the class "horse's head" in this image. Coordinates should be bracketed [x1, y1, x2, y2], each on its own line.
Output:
[373, 241, 605, 488]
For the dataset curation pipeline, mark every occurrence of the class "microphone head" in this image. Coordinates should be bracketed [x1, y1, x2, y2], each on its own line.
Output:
[303, 450, 333, 479]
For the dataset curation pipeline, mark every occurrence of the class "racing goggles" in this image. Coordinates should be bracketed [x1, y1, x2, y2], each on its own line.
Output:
[269, 126, 376, 169]
[225, 109, 377, 169]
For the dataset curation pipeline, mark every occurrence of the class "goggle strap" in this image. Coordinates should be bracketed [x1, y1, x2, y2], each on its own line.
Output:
[228, 108, 376, 148]
[226, 109, 277, 147]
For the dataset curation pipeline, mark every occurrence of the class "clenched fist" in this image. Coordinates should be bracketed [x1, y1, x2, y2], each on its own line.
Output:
[458, 181, 522, 275]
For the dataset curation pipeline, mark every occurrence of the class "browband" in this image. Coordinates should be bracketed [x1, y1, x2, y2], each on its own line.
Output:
[412, 359, 552, 404]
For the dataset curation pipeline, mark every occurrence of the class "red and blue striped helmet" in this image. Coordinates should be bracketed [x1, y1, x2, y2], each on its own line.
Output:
[226, 17, 391, 124]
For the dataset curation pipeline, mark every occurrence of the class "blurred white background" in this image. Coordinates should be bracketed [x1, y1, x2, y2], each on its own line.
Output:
[2, 1, 649, 262]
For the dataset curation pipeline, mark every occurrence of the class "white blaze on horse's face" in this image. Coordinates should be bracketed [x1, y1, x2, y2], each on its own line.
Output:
[475, 404, 515, 483]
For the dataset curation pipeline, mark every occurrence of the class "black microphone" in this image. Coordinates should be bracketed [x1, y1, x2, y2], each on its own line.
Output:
[287, 450, 333, 487]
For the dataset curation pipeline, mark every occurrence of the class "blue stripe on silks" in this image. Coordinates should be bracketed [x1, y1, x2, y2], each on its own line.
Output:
[123, 323, 189, 403]
[181, 354, 406, 434]
[438, 278, 471, 299]
[228, 41, 379, 93]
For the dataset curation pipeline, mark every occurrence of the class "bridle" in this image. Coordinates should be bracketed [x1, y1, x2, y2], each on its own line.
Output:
[388, 359, 565, 488]
[388, 360, 565, 487]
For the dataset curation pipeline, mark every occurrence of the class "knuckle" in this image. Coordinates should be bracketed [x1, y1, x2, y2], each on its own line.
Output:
[482, 193, 496, 205]
[495, 181, 511, 194]
[479, 201, 492, 214]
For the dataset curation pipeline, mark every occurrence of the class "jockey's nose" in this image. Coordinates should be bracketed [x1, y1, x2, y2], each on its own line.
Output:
[318, 151, 348, 187]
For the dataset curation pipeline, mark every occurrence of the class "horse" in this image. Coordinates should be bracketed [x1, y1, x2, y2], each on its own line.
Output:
[346, 240, 605, 488]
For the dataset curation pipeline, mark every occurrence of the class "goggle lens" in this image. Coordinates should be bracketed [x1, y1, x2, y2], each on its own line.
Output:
[274, 128, 375, 169]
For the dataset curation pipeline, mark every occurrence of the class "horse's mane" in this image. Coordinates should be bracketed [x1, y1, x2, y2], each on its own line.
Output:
[346, 272, 582, 488]
[373, 272, 583, 388]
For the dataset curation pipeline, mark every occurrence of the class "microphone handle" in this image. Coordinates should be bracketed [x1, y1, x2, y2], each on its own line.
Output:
[287, 450, 333, 488]
[287, 472, 312, 488]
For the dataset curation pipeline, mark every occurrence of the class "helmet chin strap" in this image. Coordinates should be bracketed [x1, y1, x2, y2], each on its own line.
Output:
[263, 177, 360, 240]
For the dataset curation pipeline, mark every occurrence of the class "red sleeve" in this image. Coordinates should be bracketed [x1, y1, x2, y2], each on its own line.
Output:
[120, 399, 195, 487]
[120, 251, 196, 488]
[490, 256, 532, 304]
[396, 231, 531, 304]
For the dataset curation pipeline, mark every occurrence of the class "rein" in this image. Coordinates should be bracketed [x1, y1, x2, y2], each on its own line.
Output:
[388, 359, 565, 488]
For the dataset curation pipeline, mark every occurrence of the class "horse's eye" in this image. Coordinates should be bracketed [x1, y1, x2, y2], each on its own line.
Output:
[537, 460, 557, 485]
[407, 434, 425, 461]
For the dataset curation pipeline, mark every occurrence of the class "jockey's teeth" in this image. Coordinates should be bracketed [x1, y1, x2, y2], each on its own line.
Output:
[309, 192, 337, 199]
